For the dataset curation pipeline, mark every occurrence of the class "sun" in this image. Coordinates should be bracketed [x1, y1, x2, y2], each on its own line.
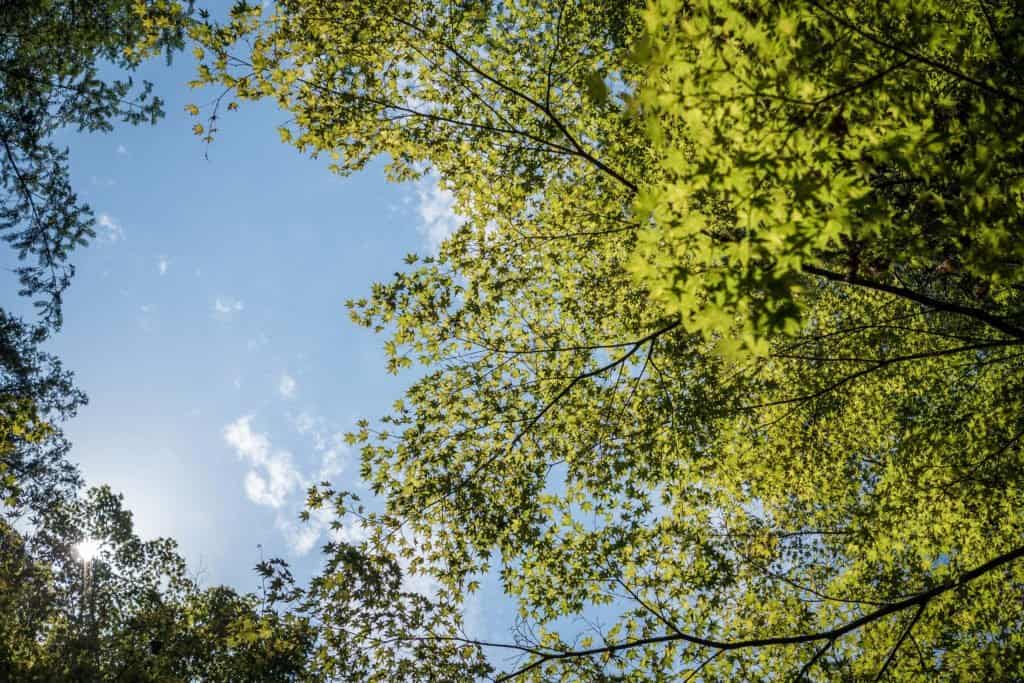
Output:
[75, 538, 102, 563]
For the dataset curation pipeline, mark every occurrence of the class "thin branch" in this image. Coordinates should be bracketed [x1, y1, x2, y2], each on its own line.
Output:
[457, 331, 670, 357]
[0, 135, 64, 315]
[770, 339, 1020, 365]
[494, 543, 1024, 681]
[382, 11, 638, 192]
[797, 637, 835, 681]
[614, 576, 685, 637]
[872, 603, 926, 682]
[806, 0, 1024, 107]
[683, 648, 723, 682]
[450, 321, 680, 495]
[741, 341, 1012, 412]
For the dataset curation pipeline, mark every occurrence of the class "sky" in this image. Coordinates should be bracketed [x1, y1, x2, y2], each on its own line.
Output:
[4, 51, 478, 604]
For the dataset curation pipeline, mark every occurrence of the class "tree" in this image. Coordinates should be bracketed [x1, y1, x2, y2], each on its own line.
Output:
[0, 309, 83, 513]
[0, 485, 318, 681]
[0, 0, 191, 519]
[189, 0, 1024, 679]
[0, 6, 322, 680]
[1, 0, 190, 327]
[257, 520, 493, 682]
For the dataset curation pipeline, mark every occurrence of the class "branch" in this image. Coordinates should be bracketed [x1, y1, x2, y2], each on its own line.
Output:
[494, 544, 1024, 681]
[797, 637, 834, 681]
[0, 135, 65, 323]
[451, 320, 680, 494]
[743, 339, 1019, 412]
[381, 10, 638, 193]
[770, 339, 1020, 365]
[803, 264, 1024, 340]
[806, 0, 1024, 107]
[872, 603, 926, 682]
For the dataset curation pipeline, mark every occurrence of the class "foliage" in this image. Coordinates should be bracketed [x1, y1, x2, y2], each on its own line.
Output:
[0, 485, 317, 681]
[267, 488, 493, 681]
[0, 5, 321, 681]
[0, 0, 190, 520]
[1, 0, 190, 325]
[0, 393, 52, 508]
[0, 309, 84, 514]
[180, 0, 1024, 680]
[633, 0, 1024, 351]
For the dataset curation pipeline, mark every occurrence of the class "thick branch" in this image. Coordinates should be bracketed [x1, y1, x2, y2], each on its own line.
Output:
[803, 264, 1024, 340]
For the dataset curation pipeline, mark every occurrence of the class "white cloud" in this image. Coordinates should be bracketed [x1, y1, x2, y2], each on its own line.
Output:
[223, 416, 302, 509]
[97, 213, 124, 241]
[415, 172, 464, 252]
[213, 295, 244, 316]
[276, 504, 359, 556]
[278, 373, 297, 399]
[223, 414, 359, 555]
[222, 413, 364, 556]
[157, 256, 169, 276]
[116, 144, 128, 156]
[224, 415, 271, 462]
[140, 304, 153, 314]
[278, 516, 323, 555]
[289, 411, 348, 479]
[317, 446, 346, 481]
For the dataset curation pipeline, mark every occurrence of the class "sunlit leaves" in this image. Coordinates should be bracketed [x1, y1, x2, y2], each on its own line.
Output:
[633, 0, 1024, 348]
[182, 0, 1024, 680]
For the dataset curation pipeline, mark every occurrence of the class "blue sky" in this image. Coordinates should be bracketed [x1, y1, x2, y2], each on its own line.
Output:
[7, 54, 471, 599]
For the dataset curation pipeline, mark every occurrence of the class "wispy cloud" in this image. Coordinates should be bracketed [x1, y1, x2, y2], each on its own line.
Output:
[116, 144, 128, 156]
[227, 409, 472, 607]
[223, 416, 303, 509]
[157, 256, 169, 276]
[415, 172, 464, 252]
[290, 411, 348, 482]
[213, 295, 244, 316]
[97, 213, 124, 241]
[292, 411, 316, 435]
[223, 413, 359, 555]
[276, 506, 369, 556]
[278, 373, 297, 399]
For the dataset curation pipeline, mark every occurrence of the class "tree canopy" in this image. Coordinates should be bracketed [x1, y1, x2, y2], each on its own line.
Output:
[1, 485, 317, 681]
[0, 0, 193, 520]
[1, 0, 190, 326]
[185, 0, 1024, 679]
[3, 0, 1024, 679]
[1, 3, 319, 681]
